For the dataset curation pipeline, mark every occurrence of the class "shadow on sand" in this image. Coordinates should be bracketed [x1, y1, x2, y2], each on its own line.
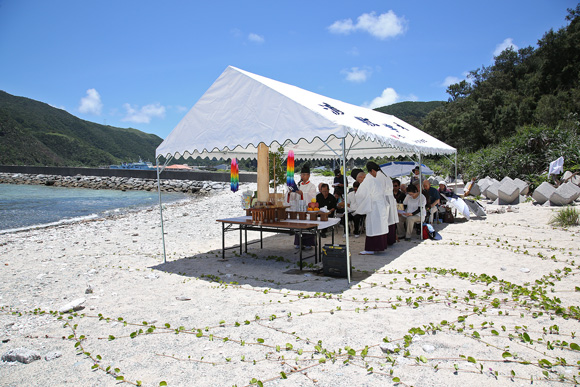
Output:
[149, 222, 457, 293]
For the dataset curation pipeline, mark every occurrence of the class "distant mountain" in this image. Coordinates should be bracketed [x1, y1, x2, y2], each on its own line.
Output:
[0, 91, 162, 167]
[374, 101, 444, 129]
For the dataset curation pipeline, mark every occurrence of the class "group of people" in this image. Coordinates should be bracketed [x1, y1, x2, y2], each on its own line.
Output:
[291, 163, 453, 255]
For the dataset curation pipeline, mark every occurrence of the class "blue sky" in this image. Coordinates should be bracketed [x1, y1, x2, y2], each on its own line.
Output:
[0, 1, 576, 139]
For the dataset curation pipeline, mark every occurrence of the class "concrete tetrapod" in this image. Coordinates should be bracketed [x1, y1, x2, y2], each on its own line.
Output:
[532, 182, 556, 205]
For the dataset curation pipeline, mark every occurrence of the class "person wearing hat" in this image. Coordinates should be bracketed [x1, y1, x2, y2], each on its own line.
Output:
[410, 166, 421, 188]
[354, 162, 390, 255]
[347, 168, 362, 192]
[332, 168, 347, 197]
[294, 164, 317, 250]
[438, 181, 453, 205]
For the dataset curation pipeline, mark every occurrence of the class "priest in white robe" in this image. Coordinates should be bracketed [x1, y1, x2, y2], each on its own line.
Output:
[354, 167, 390, 255]
[372, 162, 399, 245]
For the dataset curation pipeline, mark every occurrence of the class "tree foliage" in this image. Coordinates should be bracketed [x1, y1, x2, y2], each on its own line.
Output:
[422, 6, 580, 152]
[0, 91, 162, 167]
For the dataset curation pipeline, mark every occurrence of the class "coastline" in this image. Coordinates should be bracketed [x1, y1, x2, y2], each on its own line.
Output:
[1, 176, 579, 386]
[0, 172, 234, 194]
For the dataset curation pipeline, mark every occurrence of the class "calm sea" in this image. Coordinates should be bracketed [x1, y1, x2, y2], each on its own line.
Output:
[0, 184, 187, 232]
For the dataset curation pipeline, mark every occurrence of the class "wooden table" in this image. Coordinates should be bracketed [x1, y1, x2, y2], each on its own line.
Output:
[216, 216, 341, 270]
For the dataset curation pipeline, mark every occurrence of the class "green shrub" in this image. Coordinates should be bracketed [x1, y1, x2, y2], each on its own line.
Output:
[549, 206, 580, 227]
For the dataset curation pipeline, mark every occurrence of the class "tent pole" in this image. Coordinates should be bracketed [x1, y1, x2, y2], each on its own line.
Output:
[156, 158, 168, 264]
[454, 151, 458, 194]
[419, 152, 424, 241]
[342, 139, 351, 283]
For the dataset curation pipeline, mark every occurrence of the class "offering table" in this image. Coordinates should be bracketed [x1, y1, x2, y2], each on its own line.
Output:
[216, 216, 340, 270]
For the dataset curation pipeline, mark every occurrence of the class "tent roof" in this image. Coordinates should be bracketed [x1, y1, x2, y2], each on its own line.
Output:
[156, 66, 456, 161]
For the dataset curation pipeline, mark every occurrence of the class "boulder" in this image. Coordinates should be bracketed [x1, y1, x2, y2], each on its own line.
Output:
[532, 182, 555, 205]
[513, 178, 529, 196]
[498, 181, 520, 205]
[2, 348, 41, 364]
[58, 298, 86, 313]
[549, 183, 578, 206]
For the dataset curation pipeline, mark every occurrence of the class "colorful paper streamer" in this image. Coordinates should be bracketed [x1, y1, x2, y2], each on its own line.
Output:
[286, 150, 298, 191]
[230, 158, 239, 192]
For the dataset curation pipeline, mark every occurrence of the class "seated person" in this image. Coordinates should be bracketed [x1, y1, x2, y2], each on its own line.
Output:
[410, 166, 421, 188]
[422, 180, 440, 224]
[316, 183, 337, 217]
[397, 184, 426, 241]
[393, 178, 406, 204]
[338, 181, 364, 237]
[438, 181, 453, 205]
[333, 168, 347, 197]
[316, 183, 338, 238]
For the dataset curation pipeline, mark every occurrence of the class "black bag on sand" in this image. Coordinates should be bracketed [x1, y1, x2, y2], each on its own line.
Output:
[444, 208, 454, 223]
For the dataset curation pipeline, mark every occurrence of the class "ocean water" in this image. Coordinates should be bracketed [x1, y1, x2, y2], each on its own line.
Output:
[0, 184, 187, 232]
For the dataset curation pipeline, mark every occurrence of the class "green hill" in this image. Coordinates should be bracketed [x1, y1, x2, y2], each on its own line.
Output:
[0, 91, 162, 167]
[374, 101, 444, 128]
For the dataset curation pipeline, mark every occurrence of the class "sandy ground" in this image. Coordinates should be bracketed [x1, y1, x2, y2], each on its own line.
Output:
[1, 175, 580, 387]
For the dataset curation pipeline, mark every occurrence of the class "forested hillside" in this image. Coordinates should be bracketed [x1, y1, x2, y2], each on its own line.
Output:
[375, 101, 443, 129]
[0, 91, 162, 167]
[422, 5, 580, 152]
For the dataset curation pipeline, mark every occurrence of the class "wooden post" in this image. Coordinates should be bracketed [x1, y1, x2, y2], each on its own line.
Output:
[257, 143, 269, 203]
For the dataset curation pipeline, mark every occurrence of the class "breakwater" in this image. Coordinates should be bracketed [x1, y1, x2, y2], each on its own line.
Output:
[0, 172, 240, 194]
[0, 165, 256, 194]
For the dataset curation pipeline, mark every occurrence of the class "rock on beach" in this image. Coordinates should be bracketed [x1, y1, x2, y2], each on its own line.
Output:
[1, 348, 41, 364]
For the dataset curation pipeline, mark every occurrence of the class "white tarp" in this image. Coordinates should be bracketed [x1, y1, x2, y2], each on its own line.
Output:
[156, 66, 456, 161]
[380, 161, 434, 178]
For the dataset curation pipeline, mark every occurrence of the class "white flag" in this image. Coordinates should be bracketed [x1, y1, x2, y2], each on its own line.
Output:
[549, 156, 564, 175]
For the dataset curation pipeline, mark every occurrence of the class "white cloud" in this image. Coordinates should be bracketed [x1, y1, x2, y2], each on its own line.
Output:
[49, 104, 66, 111]
[122, 103, 166, 124]
[342, 67, 371, 83]
[328, 18, 355, 35]
[248, 33, 265, 44]
[363, 87, 400, 109]
[493, 38, 518, 57]
[441, 76, 461, 87]
[328, 11, 407, 40]
[347, 47, 359, 56]
[78, 88, 103, 115]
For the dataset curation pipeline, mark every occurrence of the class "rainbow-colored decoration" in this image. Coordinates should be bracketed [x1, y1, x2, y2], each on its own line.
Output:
[230, 158, 239, 192]
[286, 150, 298, 191]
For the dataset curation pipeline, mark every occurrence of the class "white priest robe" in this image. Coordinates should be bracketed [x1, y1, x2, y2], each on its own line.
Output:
[355, 174, 390, 237]
[376, 171, 399, 226]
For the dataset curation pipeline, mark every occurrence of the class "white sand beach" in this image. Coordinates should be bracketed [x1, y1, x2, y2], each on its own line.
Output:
[1, 176, 580, 386]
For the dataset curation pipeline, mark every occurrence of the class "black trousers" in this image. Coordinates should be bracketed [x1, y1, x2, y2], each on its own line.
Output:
[341, 213, 364, 235]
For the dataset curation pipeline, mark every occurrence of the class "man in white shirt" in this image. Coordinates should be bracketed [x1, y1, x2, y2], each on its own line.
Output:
[397, 183, 426, 241]
[294, 164, 317, 249]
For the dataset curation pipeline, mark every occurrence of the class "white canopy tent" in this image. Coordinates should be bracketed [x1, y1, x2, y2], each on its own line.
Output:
[156, 66, 457, 281]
